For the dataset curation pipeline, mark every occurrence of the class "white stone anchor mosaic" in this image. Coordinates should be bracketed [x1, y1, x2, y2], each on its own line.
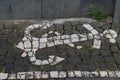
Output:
[16, 22, 118, 66]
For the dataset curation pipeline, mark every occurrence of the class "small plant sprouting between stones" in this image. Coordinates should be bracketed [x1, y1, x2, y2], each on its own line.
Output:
[88, 8, 105, 21]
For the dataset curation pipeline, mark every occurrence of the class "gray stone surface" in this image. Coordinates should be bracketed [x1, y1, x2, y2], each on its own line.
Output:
[0, 0, 42, 19]
[0, 0, 115, 19]
[114, 0, 120, 22]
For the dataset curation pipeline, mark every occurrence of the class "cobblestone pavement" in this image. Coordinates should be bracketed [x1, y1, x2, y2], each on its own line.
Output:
[0, 18, 120, 79]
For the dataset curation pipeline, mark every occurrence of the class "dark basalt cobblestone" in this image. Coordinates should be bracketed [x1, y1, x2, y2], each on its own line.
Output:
[0, 20, 120, 79]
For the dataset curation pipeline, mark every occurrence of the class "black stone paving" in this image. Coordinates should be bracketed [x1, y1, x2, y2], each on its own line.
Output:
[0, 20, 120, 79]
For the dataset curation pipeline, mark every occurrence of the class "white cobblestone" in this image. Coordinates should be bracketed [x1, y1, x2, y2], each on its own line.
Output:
[0, 70, 120, 79]
[34, 71, 42, 78]
[32, 40, 39, 48]
[81, 71, 90, 77]
[0, 73, 8, 79]
[68, 71, 74, 77]
[26, 72, 33, 79]
[40, 38, 48, 42]
[21, 52, 27, 57]
[91, 29, 99, 35]
[108, 71, 117, 77]
[74, 71, 82, 77]
[83, 24, 94, 31]
[8, 74, 16, 79]
[93, 39, 101, 49]
[100, 71, 108, 77]
[59, 71, 67, 78]
[42, 72, 49, 78]
[54, 40, 63, 45]
[47, 42, 54, 47]
[30, 56, 36, 62]
[17, 72, 26, 79]
[76, 46, 83, 49]
[68, 43, 75, 47]
[115, 71, 120, 77]
[39, 42, 46, 49]
[24, 41, 31, 48]
[90, 71, 99, 77]
[50, 71, 58, 78]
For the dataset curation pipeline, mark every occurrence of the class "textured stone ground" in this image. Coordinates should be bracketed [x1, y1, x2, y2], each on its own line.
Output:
[0, 18, 120, 79]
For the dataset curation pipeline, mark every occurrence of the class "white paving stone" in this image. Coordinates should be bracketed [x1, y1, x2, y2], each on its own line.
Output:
[24, 41, 31, 48]
[0, 73, 8, 79]
[50, 71, 58, 78]
[109, 38, 116, 43]
[54, 36, 61, 40]
[41, 25, 47, 29]
[61, 35, 70, 39]
[17, 72, 26, 79]
[32, 40, 39, 48]
[103, 30, 117, 39]
[71, 37, 79, 42]
[78, 34, 87, 41]
[0, 70, 120, 79]
[39, 42, 46, 49]
[71, 34, 79, 42]
[94, 35, 101, 39]
[33, 59, 42, 65]
[87, 33, 93, 39]
[42, 72, 49, 78]
[71, 34, 79, 38]
[48, 58, 54, 63]
[76, 46, 83, 49]
[33, 24, 41, 28]
[93, 39, 101, 49]
[54, 40, 63, 45]
[48, 37, 54, 42]
[115, 71, 120, 77]
[91, 29, 99, 35]
[27, 25, 34, 30]
[8, 74, 16, 79]
[48, 31, 54, 34]
[83, 24, 94, 31]
[68, 43, 75, 47]
[46, 23, 52, 28]
[34, 71, 42, 78]
[50, 56, 65, 65]
[68, 71, 75, 77]
[28, 52, 33, 57]
[47, 42, 54, 47]
[22, 37, 28, 41]
[81, 71, 90, 77]
[74, 71, 82, 77]
[25, 30, 29, 35]
[30, 56, 36, 62]
[16, 42, 24, 50]
[63, 39, 71, 44]
[100, 71, 108, 77]
[42, 33, 48, 37]
[55, 31, 61, 36]
[21, 52, 27, 57]
[108, 71, 117, 77]
[26, 72, 33, 79]
[90, 71, 99, 77]
[40, 38, 48, 42]
[41, 60, 49, 65]
[59, 71, 67, 78]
